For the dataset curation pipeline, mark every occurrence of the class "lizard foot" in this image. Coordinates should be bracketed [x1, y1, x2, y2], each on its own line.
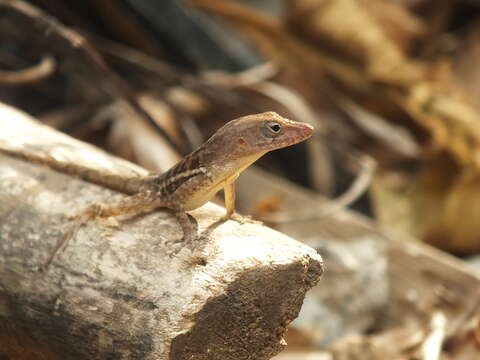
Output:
[166, 232, 196, 255]
[166, 214, 199, 257]
[227, 212, 263, 225]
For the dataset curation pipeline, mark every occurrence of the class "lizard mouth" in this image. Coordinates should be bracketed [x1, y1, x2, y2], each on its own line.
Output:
[280, 122, 314, 148]
[297, 123, 314, 139]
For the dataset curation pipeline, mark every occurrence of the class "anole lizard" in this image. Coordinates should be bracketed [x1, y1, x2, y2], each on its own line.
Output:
[0, 112, 313, 266]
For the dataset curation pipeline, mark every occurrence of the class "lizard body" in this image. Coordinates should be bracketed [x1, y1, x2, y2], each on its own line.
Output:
[0, 112, 313, 266]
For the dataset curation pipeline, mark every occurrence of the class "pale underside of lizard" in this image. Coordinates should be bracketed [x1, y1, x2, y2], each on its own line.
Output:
[0, 112, 313, 267]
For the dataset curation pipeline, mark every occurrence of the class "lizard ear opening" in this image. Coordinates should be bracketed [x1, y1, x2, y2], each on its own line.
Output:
[238, 138, 247, 146]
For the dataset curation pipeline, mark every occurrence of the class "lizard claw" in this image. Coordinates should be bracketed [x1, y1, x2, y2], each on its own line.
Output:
[167, 233, 198, 258]
[226, 212, 263, 225]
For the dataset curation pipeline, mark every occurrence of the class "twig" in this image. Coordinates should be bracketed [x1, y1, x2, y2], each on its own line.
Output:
[88, 34, 182, 86]
[200, 62, 278, 88]
[248, 81, 325, 132]
[0, 54, 56, 85]
[189, 0, 282, 34]
[262, 153, 376, 223]
[93, 34, 253, 114]
[337, 96, 419, 158]
[0, 0, 184, 155]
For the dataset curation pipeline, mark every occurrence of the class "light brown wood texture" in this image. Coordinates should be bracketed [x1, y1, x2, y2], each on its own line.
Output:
[0, 103, 323, 360]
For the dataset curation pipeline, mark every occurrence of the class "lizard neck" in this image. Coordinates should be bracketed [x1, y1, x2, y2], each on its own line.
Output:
[217, 152, 266, 183]
[179, 152, 266, 211]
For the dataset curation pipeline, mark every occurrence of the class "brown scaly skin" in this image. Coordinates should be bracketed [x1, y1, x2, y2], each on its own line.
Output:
[1, 112, 313, 267]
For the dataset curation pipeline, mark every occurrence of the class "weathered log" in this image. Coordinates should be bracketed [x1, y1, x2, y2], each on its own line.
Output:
[237, 167, 480, 349]
[0, 103, 323, 360]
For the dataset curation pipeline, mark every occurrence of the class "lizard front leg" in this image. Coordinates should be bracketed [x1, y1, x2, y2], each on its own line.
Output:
[45, 191, 161, 268]
[224, 181, 236, 218]
[172, 209, 198, 243]
[166, 209, 200, 256]
[222, 181, 262, 225]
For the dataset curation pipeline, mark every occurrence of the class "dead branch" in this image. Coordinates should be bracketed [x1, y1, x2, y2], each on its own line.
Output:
[0, 0, 184, 154]
[0, 54, 55, 84]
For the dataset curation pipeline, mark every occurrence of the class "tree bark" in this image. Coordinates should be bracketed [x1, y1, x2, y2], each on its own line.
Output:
[0, 103, 323, 360]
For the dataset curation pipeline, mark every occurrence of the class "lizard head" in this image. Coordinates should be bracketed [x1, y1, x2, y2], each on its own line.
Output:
[204, 112, 314, 161]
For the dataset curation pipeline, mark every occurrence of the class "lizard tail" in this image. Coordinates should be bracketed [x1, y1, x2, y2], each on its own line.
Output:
[0, 146, 149, 194]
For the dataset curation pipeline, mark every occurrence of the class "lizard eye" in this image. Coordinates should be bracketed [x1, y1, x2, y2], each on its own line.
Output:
[269, 123, 281, 133]
[264, 121, 282, 137]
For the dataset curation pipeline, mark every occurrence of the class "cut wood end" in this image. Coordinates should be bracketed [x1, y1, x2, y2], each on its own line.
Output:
[170, 207, 324, 359]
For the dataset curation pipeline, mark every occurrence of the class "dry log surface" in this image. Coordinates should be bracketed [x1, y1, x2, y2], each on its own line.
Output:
[0, 103, 323, 360]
